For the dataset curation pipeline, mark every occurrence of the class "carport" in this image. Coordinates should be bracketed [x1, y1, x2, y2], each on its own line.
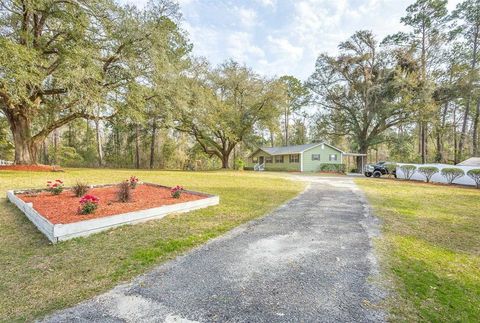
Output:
[343, 153, 367, 174]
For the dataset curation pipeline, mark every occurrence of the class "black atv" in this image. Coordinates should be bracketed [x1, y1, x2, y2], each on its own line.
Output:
[364, 161, 397, 178]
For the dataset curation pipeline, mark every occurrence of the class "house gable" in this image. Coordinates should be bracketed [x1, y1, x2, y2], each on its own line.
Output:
[302, 143, 343, 172]
[302, 142, 344, 155]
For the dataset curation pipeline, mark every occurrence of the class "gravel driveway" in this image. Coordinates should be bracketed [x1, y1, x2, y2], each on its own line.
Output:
[42, 175, 386, 323]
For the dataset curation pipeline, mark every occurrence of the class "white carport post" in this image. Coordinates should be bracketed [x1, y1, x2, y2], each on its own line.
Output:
[343, 152, 368, 174]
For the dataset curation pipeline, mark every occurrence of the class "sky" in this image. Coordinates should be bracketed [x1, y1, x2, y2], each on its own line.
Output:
[118, 0, 462, 80]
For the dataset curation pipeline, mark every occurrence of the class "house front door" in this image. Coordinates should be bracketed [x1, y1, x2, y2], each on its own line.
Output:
[259, 156, 264, 164]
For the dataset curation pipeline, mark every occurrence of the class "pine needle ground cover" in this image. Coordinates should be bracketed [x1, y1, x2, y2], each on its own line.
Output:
[0, 169, 303, 321]
[356, 178, 480, 322]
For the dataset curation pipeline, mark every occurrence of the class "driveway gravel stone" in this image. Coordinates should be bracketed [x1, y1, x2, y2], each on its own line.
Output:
[41, 175, 386, 323]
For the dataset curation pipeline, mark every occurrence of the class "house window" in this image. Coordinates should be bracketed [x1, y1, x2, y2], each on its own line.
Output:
[275, 155, 284, 163]
[252, 157, 258, 163]
[265, 156, 273, 163]
[311, 154, 320, 161]
[329, 154, 338, 161]
[289, 154, 299, 163]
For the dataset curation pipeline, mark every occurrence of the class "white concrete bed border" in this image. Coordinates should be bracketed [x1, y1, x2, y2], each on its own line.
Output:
[7, 183, 219, 243]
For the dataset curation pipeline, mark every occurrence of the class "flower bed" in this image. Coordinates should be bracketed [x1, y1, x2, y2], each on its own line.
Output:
[0, 164, 62, 172]
[7, 183, 219, 243]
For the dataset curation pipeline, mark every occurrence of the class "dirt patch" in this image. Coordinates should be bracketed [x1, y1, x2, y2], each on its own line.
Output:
[0, 164, 62, 172]
[18, 184, 207, 224]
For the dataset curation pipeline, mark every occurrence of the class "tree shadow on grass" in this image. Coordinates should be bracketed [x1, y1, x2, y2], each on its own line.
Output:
[388, 235, 480, 322]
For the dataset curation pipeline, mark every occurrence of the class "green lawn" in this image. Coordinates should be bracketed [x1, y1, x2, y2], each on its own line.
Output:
[356, 179, 480, 322]
[0, 169, 304, 322]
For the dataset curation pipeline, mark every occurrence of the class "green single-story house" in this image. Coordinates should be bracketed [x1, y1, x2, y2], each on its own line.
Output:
[247, 142, 366, 172]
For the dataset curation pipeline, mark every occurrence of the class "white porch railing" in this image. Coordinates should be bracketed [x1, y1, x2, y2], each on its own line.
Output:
[254, 163, 265, 171]
[0, 159, 13, 166]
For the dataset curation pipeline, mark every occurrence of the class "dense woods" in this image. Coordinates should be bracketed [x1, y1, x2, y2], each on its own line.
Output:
[0, 0, 479, 169]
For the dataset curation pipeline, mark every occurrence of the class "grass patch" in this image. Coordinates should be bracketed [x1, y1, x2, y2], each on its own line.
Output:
[0, 169, 303, 321]
[356, 178, 480, 322]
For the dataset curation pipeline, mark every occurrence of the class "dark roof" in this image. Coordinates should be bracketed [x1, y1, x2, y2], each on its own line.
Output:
[458, 157, 480, 167]
[252, 142, 343, 156]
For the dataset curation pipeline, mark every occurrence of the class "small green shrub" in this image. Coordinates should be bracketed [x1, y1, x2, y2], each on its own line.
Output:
[418, 166, 439, 183]
[319, 163, 346, 173]
[129, 176, 139, 189]
[441, 168, 465, 184]
[171, 185, 184, 198]
[72, 181, 89, 197]
[235, 159, 245, 171]
[46, 179, 64, 195]
[78, 195, 99, 215]
[467, 169, 480, 188]
[117, 181, 131, 202]
[400, 165, 417, 180]
[385, 163, 398, 178]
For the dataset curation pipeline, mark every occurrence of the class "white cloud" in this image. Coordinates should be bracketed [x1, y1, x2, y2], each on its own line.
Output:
[117, 0, 465, 80]
[227, 32, 265, 62]
[183, 22, 222, 63]
[177, 0, 196, 5]
[267, 36, 303, 61]
[236, 7, 258, 28]
[256, 0, 277, 7]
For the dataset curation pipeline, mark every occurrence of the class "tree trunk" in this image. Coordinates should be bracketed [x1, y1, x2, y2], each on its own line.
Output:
[418, 124, 422, 156]
[473, 98, 480, 156]
[221, 153, 229, 169]
[219, 143, 237, 169]
[95, 119, 104, 167]
[135, 124, 140, 169]
[421, 122, 427, 163]
[42, 140, 48, 164]
[149, 118, 157, 169]
[453, 106, 459, 164]
[284, 107, 289, 146]
[115, 126, 120, 158]
[7, 112, 38, 165]
[356, 144, 368, 172]
[53, 129, 59, 165]
[435, 131, 441, 163]
[459, 28, 478, 159]
[459, 102, 471, 160]
[436, 101, 449, 163]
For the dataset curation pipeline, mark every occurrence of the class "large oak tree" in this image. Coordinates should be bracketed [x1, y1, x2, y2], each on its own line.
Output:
[175, 60, 282, 168]
[308, 31, 416, 169]
[0, 0, 157, 164]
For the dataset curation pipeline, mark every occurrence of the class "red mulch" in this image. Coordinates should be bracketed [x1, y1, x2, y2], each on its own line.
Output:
[18, 184, 207, 224]
[0, 164, 62, 172]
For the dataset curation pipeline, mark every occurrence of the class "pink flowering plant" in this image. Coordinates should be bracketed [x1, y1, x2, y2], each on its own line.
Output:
[171, 185, 184, 199]
[78, 194, 100, 215]
[129, 176, 139, 189]
[46, 179, 64, 195]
